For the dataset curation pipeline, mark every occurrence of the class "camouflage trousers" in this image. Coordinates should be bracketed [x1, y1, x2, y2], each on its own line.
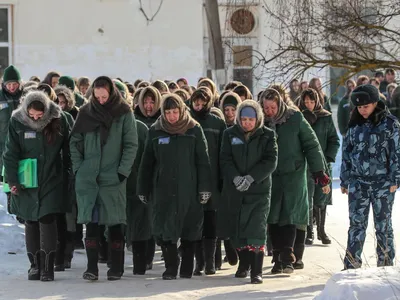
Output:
[344, 181, 395, 269]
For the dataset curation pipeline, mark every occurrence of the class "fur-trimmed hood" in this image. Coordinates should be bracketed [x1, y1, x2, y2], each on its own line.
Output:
[54, 85, 75, 111]
[13, 90, 62, 132]
[138, 86, 162, 117]
[235, 100, 264, 131]
[219, 92, 242, 109]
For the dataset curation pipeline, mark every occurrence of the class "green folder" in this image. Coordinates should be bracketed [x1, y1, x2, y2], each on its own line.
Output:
[2, 158, 38, 193]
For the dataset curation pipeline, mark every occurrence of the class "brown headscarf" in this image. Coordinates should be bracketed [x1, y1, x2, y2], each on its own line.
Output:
[138, 86, 162, 117]
[154, 93, 198, 135]
[298, 88, 331, 120]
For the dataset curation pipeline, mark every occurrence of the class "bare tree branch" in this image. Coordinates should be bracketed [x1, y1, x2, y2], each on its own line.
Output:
[139, 0, 164, 25]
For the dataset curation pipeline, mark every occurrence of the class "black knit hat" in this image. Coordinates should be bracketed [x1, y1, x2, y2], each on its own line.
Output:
[351, 84, 379, 106]
[3, 65, 21, 83]
[58, 76, 76, 91]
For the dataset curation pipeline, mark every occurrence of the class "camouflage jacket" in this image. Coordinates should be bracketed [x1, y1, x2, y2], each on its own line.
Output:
[340, 107, 400, 187]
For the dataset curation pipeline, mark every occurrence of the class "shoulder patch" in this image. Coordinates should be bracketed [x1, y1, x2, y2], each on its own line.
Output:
[158, 137, 170, 144]
[231, 137, 244, 145]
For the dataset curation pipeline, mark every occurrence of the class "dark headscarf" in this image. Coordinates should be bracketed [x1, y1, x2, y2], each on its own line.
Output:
[71, 76, 131, 146]
[298, 88, 331, 125]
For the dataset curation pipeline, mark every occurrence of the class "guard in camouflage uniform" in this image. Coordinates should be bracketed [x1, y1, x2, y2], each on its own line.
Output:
[341, 84, 400, 269]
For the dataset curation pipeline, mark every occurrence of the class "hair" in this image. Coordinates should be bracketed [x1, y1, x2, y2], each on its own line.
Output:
[356, 75, 369, 86]
[191, 87, 212, 104]
[163, 97, 180, 110]
[168, 81, 179, 91]
[300, 88, 319, 103]
[197, 77, 208, 83]
[289, 78, 299, 88]
[261, 89, 280, 104]
[375, 71, 384, 78]
[177, 78, 188, 85]
[37, 83, 57, 101]
[224, 81, 241, 91]
[152, 80, 169, 94]
[369, 78, 378, 85]
[93, 78, 112, 94]
[27, 100, 61, 144]
[138, 81, 150, 88]
[269, 84, 291, 103]
[385, 68, 395, 75]
[133, 87, 144, 106]
[309, 78, 325, 105]
[134, 79, 144, 88]
[143, 90, 155, 101]
[29, 76, 41, 83]
[232, 85, 253, 100]
[77, 76, 90, 88]
[174, 89, 190, 102]
[126, 83, 135, 95]
[180, 85, 193, 95]
[42, 71, 61, 86]
[345, 79, 356, 97]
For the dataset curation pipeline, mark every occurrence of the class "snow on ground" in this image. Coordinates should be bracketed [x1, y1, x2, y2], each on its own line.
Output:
[0, 182, 399, 299]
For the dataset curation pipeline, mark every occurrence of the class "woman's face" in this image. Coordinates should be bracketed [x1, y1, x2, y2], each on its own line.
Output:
[5, 82, 19, 93]
[357, 102, 377, 119]
[57, 95, 67, 110]
[143, 96, 155, 116]
[224, 106, 236, 123]
[177, 80, 186, 88]
[263, 99, 279, 118]
[240, 116, 256, 132]
[315, 79, 322, 90]
[94, 87, 110, 105]
[347, 82, 355, 91]
[292, 81, 300, 92]
[192, 99, 206, 111]
[28, 108, 44, 120]
[165, 108, 180, 124]
[301, 82, 309, 90]
[79, 84, 89, 96]
[304, 96, 316, 111]
[51, 76, 60, 88]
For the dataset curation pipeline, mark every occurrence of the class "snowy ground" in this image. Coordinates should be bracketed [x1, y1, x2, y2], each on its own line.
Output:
[1, 182, 400, 300]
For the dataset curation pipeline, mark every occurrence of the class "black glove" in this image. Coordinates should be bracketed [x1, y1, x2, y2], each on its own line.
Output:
[118, 173, 126, 182]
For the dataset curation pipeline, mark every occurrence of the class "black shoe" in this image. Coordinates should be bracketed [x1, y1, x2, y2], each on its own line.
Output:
[224, 239, 238, 266]
[83, 238, 99, 281]
[294, 229, 306, 270]
[305, 226, 314, 245]
[28, 252, 41, 281]
[235, 249, 250, 278]
[107, 240, 124, 281]
[193, 240, 204, 276]
[83, 271, 98, 281]
[146, 263, 153, 270]
[282, 263, 294, 274]
[293, 260, 304, 269]
[271, 261, 283, 274]
[250, 250, 264, 284]
[281, 247, 295, 274]
[54, 264, 65, 272]
[64, 261, 71, 269]
[40, 250, 55, 282]
[132, 240, 147, 275]
[318, 206, 331, 245]
[179, 240, 195, 279]
[162, 242, 179, 280]
[204, 238, 217, 275]
[26, 223, 41, 280]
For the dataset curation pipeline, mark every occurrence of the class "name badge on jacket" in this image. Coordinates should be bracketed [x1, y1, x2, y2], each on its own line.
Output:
[231, 137, 244, 145]
[24, 131, 36, 139]
[0, 102, 8, 110]
[158, 137, 170, 144]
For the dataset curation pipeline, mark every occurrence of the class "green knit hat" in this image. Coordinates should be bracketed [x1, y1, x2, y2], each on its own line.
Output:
[3, 65, 21, 83]
[58, 76, 76, 91]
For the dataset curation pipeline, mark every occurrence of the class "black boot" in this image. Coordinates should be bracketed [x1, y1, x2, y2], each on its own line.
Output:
[224, 239, 238, 266]
[98, 225, 108, 263]
[315, 206, 321, 241]
[74, 223, 84, 250]
[215, 238, 222, 270]
[107, 240, 124, 281]
[235, 248, 250, 278]
[250, 249, 264, 284]
[193, 240, 204, 276]
[270, 250, 283, 274]
[39, 221, 57, 282]
[83, 238, 99, 281]
[293, 229, 306, 270]
[64, 231, 75, 269]
[318, 206, 331, 245]
[305, 225, 314, 245]
[54, 239, 65, 272]
[204, 238, 217, 275]
[281, 247, 295, 274]
[145, 237, 155, 270]
[179, 240, 195, 279]
[132, 240, 147, 275]
[25, 222, 41, 280]
[163, 242, 179, 280]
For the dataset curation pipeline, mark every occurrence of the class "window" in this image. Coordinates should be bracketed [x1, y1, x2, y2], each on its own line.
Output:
[232, 45, 253, 93]
[0, 7, 11, 77]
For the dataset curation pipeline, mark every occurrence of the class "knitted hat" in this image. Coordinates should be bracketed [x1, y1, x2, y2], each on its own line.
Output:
[240, 106, 257, 118]
[58, 76, 76, 91]
[351, 84, 379, 106]
[221, 92, 241, 109]
[3, 65, 21, 83]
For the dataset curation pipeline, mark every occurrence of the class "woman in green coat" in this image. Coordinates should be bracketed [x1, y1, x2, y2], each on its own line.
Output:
[189, 87, 227, 276]
[3, 90, 71, 281]
[70, 76, 138, 281]
[134, 86, 162, 127]
[137, 93, 212, 280]
[260, 88, 330, 274]
[220, 100, 278, 284]
[298, 88, 340, 249]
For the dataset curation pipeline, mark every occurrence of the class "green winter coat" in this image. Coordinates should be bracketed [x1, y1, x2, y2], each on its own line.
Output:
[74, 92, 87, 108]
[0, 89, 22, 171]
[126, 120, 152, 242]
[307, 115, 340, 207]
[219, 102, 277, 246]
[137, 124, 212, 243]
[191, 110, 226, 211]
[3, 92, 71, 221]
[337, 95, 351, 135]
[267, 111, 325, 227]
[70, 112, 138, 226]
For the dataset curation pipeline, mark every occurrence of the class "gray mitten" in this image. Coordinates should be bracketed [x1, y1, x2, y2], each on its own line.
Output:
[138, 195, 148, 204]
[199, 192, 212, 204]
[233, 176, 247, 191]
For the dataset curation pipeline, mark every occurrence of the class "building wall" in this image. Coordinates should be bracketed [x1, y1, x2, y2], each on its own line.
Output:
[1, 0, 204, 83]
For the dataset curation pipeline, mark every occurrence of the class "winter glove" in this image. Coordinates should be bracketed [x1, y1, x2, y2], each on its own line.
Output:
[312, 171, 330, 187]
[118, 173, 127, 182]
[233, 176, 248, 191]
[9, 183, 24, 195]
[138, 195, 148, 204]
[199, 192, 212, 204]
